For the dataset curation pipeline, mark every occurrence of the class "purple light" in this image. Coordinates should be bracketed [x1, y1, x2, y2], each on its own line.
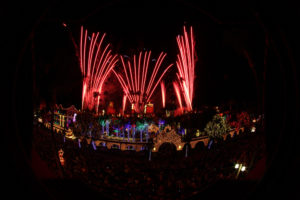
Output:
[158, 119, 165, 125]
[78, 138, 81, 148]
[92, 141, 97, 150]
[73, 113, 77, 122]
[125, 123, 131, 129]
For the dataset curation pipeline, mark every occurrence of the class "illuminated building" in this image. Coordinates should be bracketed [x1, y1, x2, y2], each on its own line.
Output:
[44, 104, 78, 138]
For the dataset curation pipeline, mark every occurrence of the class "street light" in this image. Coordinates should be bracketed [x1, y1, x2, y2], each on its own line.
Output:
[234, 163, 246, 179]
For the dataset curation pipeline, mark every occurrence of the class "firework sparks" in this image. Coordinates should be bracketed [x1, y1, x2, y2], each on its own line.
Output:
[175, 26, 196, 111]
[79, 26, 118, 112]
[160, 81, 166, 108]
[173, 81, 183, 111]
[113, 51, 173, 113]
[122, 94, 127, 114]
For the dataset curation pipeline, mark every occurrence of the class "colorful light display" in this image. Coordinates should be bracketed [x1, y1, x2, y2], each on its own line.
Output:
[113, 51, 173, 113]
[79, 26, 118, 112]
[175, 26, 196, 111]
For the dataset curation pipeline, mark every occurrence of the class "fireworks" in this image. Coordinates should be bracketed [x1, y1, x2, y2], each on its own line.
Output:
[79, 26, 118, 112]
[113, 51, 173, 113]
[122, 94, 127, 114]
[74, 24, 196, 115]
[160, 81, 166, 109]
[175, 26, 196, 111]
[173, 81, 183, 111]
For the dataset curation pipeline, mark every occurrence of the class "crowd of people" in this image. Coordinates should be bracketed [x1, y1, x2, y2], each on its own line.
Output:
[32, 123, 265, 199]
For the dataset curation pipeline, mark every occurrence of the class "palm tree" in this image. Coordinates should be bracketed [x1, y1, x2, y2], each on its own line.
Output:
[112, 118, 121, 137]
[136, 120, 147, 142]
[98, 117, 106, 136]
[105, 119, 111, 136]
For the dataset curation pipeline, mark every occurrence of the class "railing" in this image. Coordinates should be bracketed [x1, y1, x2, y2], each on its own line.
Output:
[93, 137, 149, 144]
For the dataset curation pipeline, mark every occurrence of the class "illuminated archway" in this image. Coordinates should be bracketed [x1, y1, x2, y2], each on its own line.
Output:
[153, 129, 185, 151]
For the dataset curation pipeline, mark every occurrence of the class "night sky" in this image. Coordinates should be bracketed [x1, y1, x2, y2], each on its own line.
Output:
[31, 1, 265, 111]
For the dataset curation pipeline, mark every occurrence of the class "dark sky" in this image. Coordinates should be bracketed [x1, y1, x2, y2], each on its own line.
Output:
[30, 1, 267, 111]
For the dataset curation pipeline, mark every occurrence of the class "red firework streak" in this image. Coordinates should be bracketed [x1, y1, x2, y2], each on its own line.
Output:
[175, 26, 196, 111]
[113, 51, 173, 113]
[160, 81, 166, 109]
[122, 94, 127, 114]
[173, 81, 183, 112]
[79, 26, 118, 112]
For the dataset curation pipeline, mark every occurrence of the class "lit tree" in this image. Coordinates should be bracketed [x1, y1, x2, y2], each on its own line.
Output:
[237, 111, 251, 130]
[105, 119, 111, 136]
[98, 116, 106, 135]
[136, 121, 144, 142]
[112, 118, 121, 137]
[204, 114, 231, 140]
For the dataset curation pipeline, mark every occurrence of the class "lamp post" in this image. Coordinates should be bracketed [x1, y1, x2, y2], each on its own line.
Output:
[235, 163, 246, 179]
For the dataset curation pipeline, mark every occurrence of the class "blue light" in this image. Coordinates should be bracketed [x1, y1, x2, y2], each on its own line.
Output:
[158, 119, 165, 125]
[125, 122, 131, 129]
[208, 140, 213, 149]
[179, 128, 185, 135]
